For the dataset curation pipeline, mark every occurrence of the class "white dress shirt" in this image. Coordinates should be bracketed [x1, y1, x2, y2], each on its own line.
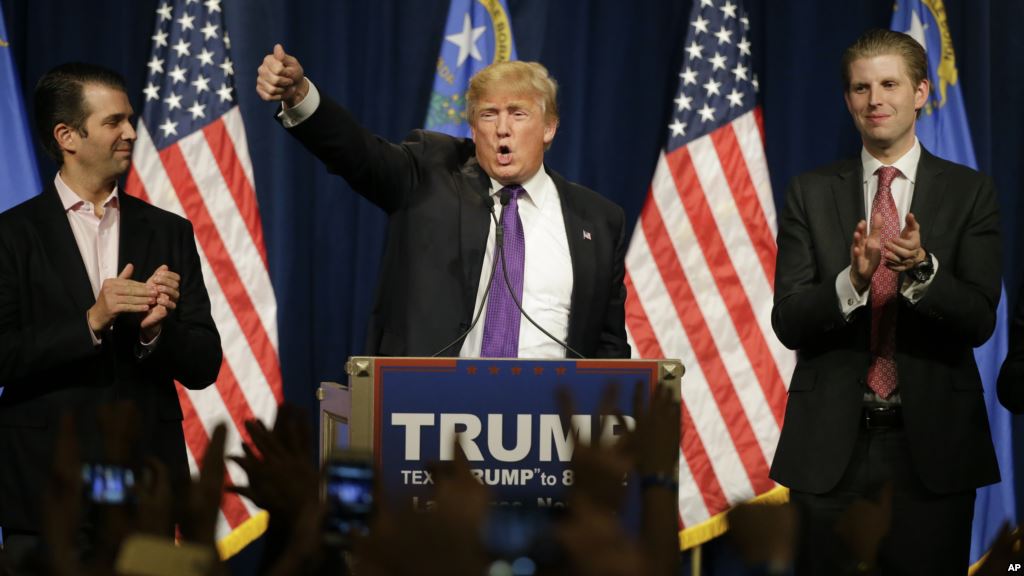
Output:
[459, 169, 574, 358]
[835, 138, 939, 316]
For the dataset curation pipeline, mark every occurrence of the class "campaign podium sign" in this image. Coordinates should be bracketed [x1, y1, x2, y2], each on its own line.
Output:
[318, 357, 682, 512]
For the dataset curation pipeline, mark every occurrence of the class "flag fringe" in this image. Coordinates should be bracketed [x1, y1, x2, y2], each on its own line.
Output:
[216, 510, 269, 559]
[678, 485, 790, 550]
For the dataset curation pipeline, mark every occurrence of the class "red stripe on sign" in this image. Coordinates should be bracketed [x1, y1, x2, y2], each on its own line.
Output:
[638, 183, 771, 485]
[753, 106, 766, 152]
[666, 144, 786, 426]
[159, 144, 284, 404]
[176, 383, 252, 529]
[624, 266, 664, 359]
[710, 124, 777, 287]
[125, 166, 151, 204]
[202, 118, 270, 270]
[214, 357, 258, 447]
[681, 400, 728, 520]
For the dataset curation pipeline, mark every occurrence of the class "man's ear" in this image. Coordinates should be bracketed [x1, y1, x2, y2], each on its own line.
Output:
[54, 123, 77, 155]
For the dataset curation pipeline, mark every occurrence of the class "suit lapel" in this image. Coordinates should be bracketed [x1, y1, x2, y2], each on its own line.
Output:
[118, 194, 153, 281]
[458, 158, 494, 318]
[35, 185, 96, 310]
[908, 148, 944, 251]
[552, 169, 594, 347]
[832, 158, 864, 247]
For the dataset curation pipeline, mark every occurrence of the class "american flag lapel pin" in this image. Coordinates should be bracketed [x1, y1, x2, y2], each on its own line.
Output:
[583, 230, 592, 240]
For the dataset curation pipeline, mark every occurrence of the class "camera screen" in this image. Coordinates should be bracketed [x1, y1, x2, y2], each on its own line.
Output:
[325, 462, 374, 536]
[82, 464, 135, 504]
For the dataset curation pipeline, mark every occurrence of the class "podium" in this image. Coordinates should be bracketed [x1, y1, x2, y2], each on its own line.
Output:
[318, 357, 682, 511]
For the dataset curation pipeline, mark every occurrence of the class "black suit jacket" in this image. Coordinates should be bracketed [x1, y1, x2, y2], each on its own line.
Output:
[770, 148, 1001, 495]
[998, 282, 1024, 413]
[0, 185, 221, 532]
[286, 96, 629, 358]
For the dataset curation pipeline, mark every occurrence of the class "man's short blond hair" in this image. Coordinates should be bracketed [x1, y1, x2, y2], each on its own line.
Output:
[841, 29, 928, 91]
[466, 61, 559, 125]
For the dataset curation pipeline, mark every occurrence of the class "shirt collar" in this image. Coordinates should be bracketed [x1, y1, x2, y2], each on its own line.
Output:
[860, 137, 921, 185]
[54, 173, 120, 212]
[487, 165, 553, 209]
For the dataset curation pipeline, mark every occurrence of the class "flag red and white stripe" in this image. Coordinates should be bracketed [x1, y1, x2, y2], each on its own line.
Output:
[624, 0, 794, 545]
[127, 0, 282, 555]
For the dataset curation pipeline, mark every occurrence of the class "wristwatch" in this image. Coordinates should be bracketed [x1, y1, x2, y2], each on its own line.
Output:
[907, 251, 935, 283]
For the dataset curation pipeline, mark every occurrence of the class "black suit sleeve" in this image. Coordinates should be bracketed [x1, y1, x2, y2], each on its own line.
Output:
[999, 283, 1024, 413]
[771, 176, 849, 351]
[143, 220, 221, 389]
[910, 175, 1002, 347]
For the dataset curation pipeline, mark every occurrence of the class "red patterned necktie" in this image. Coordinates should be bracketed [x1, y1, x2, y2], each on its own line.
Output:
[867, 166, 902, 398]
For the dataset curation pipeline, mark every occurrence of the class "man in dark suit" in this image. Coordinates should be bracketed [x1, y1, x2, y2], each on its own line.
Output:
[0, 63, 221, 567]
[770, 30, 1000, 575]
[256, 45, 628, 359]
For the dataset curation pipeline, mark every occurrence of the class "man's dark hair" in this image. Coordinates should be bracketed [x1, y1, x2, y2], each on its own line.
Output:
[33, 62, 127, 165]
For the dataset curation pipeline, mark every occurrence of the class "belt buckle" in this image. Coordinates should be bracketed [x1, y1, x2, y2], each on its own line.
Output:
[863, 406, 897, 429]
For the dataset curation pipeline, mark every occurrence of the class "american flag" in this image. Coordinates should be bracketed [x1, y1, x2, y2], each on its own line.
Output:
[623, 0, 794, 546]
[126, 0, 283, 556]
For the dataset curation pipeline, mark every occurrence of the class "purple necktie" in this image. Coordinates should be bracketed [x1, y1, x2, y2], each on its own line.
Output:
[480, 185, 525, 357]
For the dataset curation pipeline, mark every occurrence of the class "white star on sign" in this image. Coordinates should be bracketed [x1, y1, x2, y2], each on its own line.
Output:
[147, 56, 164, 75]
[703, 78, 721, 96]
[197, 48, 215, 67]
[164, 92, 183, 111]
[690, 15, 709, 35]
[669, 118, 687, 137]
[216, 83, 233, 103]
[191, 74, 210, 93]
[168, 65, 187, 84]
[698, 103, 716, 122]
[156, 3, 172, 21]
[714, 26, 732, 45]
[188, 101, 206, 120]
[177, 13, 195, 31]
[709, 52, 728, 71]
[685, 40, 703, 60]
[445, 13, 486, 67]
[737, 38, 751, 56]
[674, 92, 693, 111]
[152, 29, 168, 48]
[201, 22, 218, 41]
[680, 67, 698, 86]
[143, 83, 159, 101]
[220, 57, 234, 76]
[731, 63, 748, 81]
[172, 39, 191, 58]
[726, 88, 744, 108]
[205, 0, 221, 13]
[720, 1, 737, 19]
[159, 118, 178, 137]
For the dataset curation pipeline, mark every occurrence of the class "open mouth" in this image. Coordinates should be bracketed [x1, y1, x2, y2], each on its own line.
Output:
[497, 145, 512, 166]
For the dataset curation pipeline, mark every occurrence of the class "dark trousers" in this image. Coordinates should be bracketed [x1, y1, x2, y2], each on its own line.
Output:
[789, 425, 975, 576]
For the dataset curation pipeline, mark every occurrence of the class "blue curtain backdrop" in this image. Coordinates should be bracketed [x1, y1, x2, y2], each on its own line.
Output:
[3, 0, 1023, 570]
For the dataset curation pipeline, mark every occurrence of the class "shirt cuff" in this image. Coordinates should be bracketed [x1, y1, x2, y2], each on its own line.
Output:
[278, 78, 321, 128]
[87, 313, 102, 346]
[837, 266, 869, 319]
[901, 253, 939, 303]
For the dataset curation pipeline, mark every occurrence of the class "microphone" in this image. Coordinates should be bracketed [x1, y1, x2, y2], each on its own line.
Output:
[430, 194, 501, 357]
[493, 190, 584, 359]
